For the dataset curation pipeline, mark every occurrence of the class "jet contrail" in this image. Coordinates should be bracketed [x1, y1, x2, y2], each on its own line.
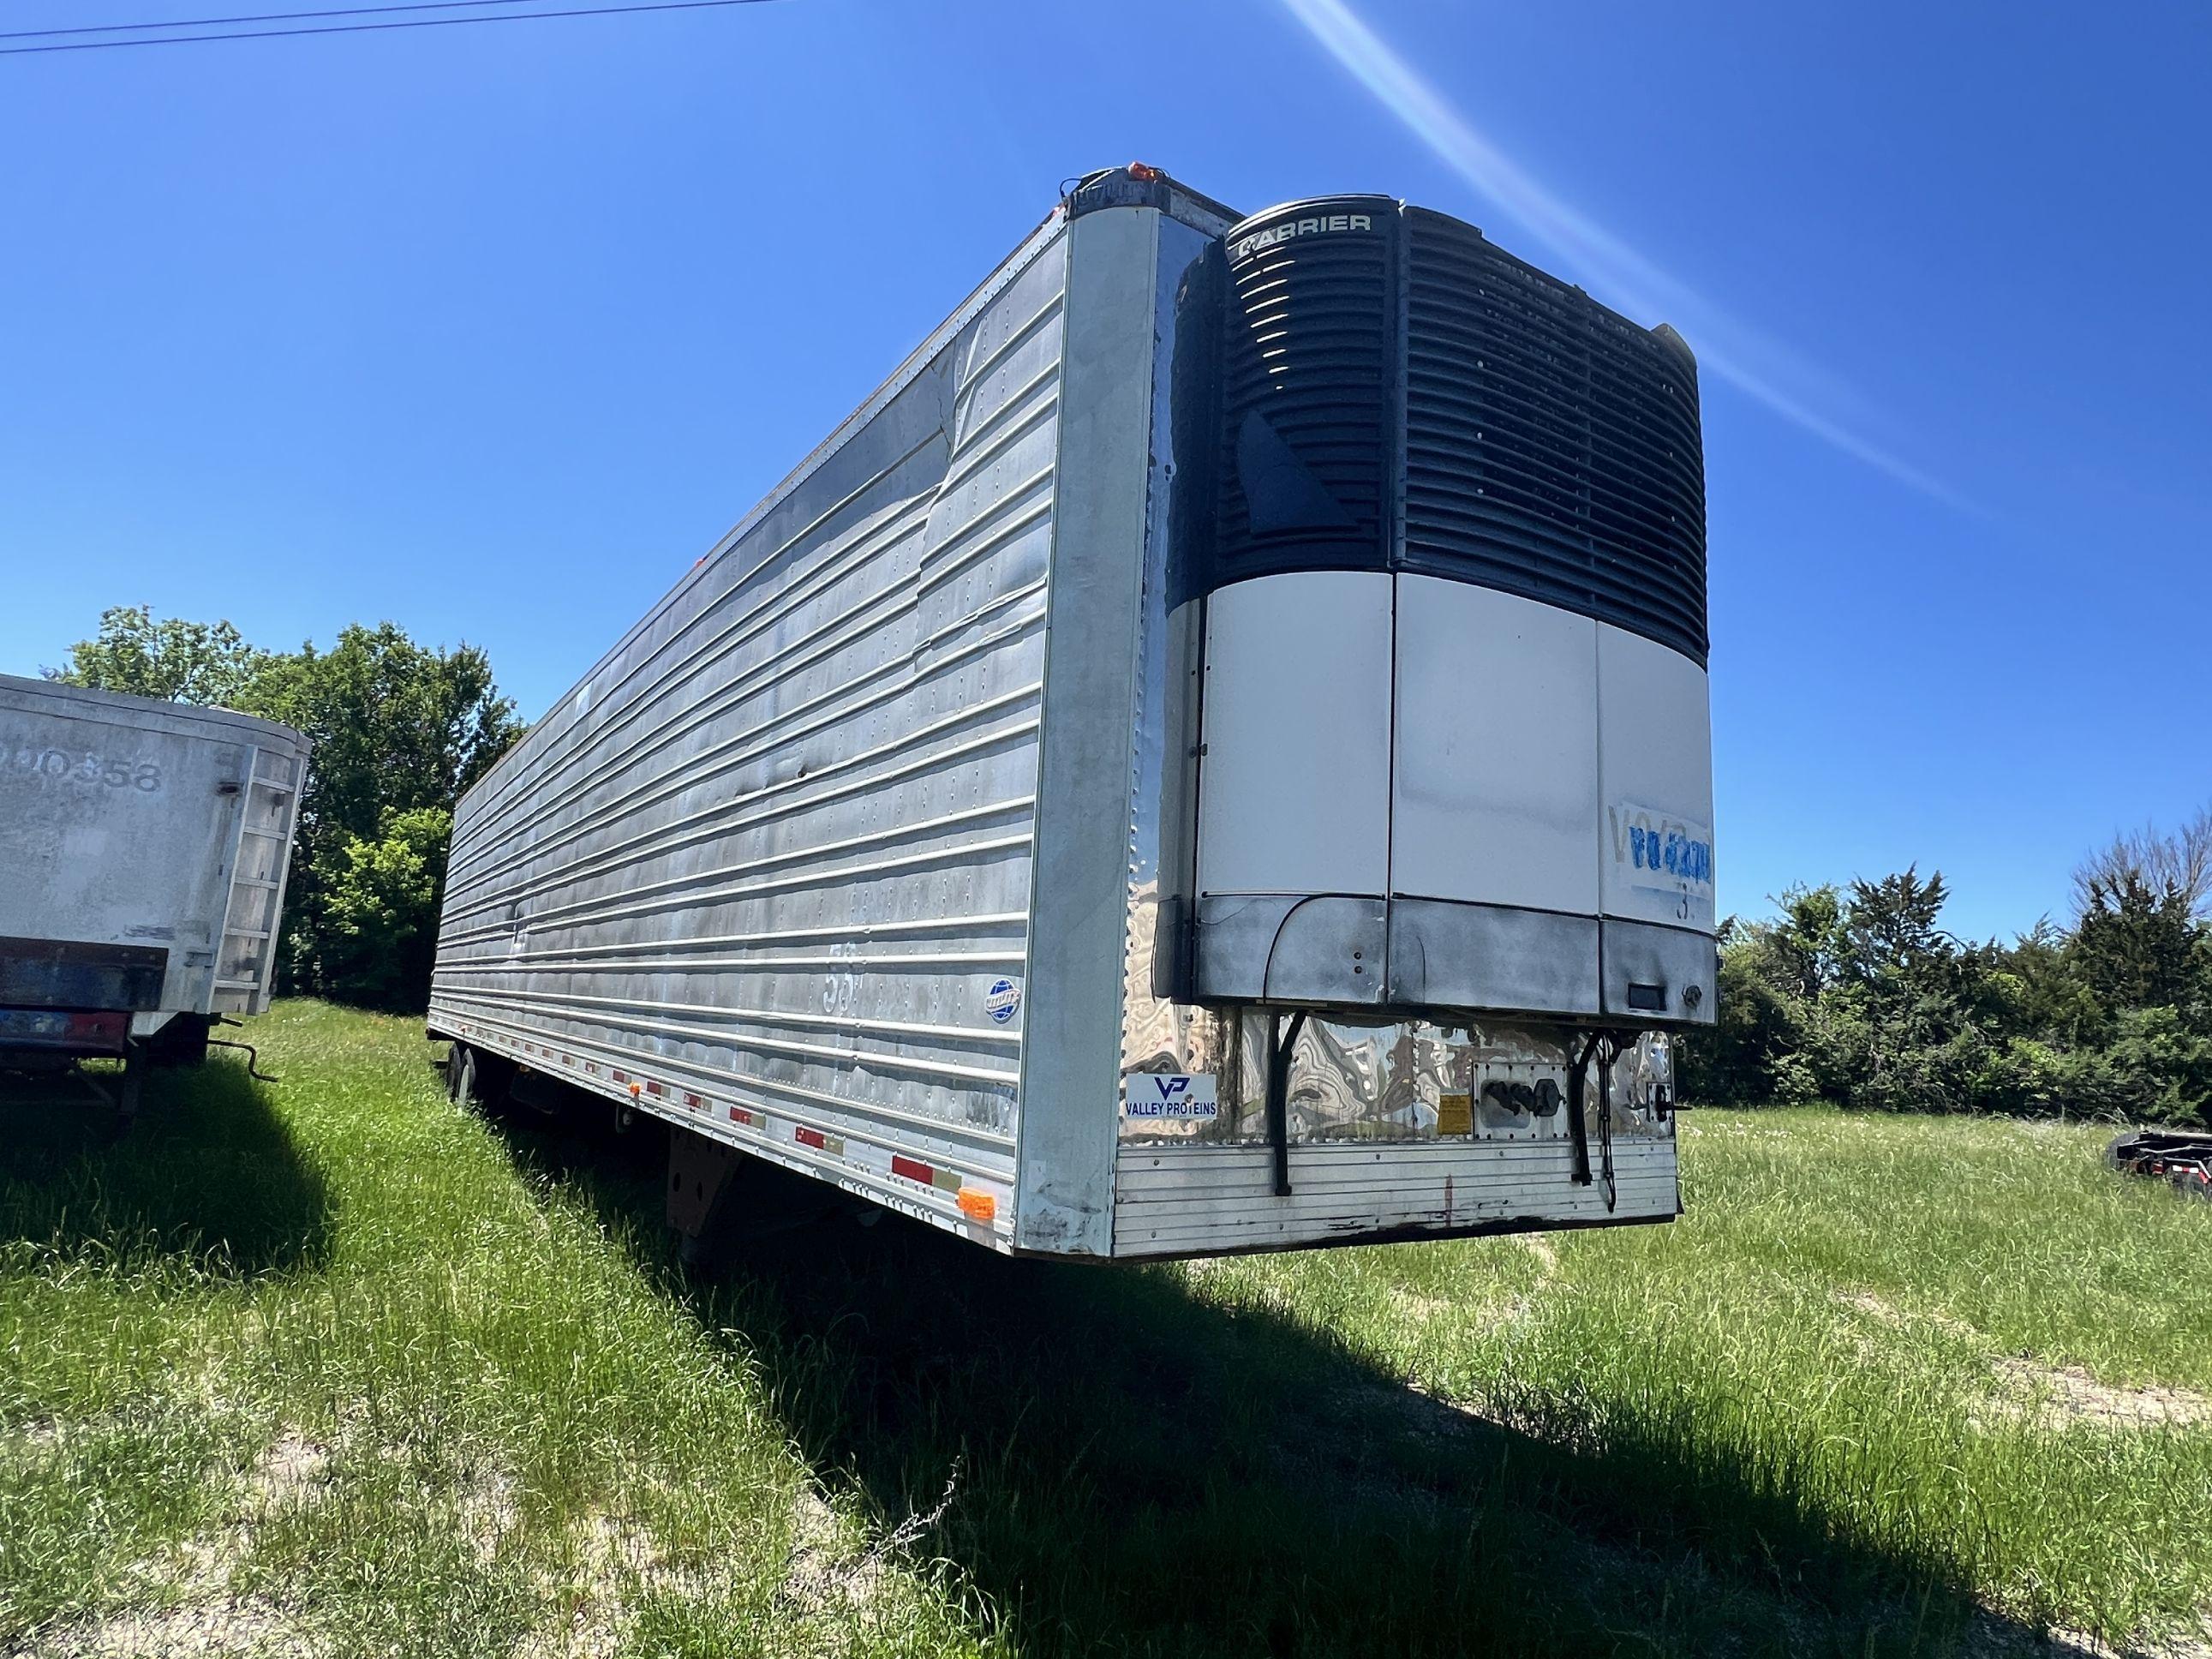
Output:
[1278, 0, 1972, 511]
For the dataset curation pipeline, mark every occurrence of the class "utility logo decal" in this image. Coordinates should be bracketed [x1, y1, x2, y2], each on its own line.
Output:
[1608, 803, 1715, 919]
[1122, 1073, 1220, 1120]
[984, 979, 1021, 1025]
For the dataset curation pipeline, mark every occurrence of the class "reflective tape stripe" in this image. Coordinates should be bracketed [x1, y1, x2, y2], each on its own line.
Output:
[439, 1018, 1002, 1228]
[891, 1153, 966, 1193]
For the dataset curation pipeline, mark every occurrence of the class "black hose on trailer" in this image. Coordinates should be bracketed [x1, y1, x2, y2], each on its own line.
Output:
[211, 1017, 278, 1081]
[1265, 1009, 1308, 1198]
[1566, 1032, 1599, 1186]
[1594, 1038, 1618, 1213]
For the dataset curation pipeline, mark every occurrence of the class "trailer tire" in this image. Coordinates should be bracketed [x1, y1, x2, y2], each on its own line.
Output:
[451, 1045, 480, 1109]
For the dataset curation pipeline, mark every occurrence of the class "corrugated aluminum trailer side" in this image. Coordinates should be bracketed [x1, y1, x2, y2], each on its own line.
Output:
[432, 178, 1176, 1249]
[431, 165, 1710, 1261]
[1, 675, 309, 1075]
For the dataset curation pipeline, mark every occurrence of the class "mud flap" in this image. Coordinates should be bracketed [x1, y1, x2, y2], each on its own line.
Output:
[667, 1127, 744, 1250]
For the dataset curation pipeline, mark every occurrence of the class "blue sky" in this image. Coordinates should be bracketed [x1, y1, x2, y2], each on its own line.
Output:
[3, 0, 2206, 942]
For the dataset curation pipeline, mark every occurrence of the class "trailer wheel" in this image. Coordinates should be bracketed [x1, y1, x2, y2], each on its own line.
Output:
[450, 1044, 481, 1109]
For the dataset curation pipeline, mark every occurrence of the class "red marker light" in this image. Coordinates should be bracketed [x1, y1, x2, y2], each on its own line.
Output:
[1127, 161, 1163, 183]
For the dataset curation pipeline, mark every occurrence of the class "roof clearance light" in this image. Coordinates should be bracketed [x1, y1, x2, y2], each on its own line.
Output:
[1127, 162, 1163, 183]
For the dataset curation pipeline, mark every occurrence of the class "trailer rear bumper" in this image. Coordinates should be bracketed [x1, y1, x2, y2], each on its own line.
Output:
[0, 937, 168, 1012]
[1109, 1135, 1678, 1259]
[0, 1005, 131, 1061]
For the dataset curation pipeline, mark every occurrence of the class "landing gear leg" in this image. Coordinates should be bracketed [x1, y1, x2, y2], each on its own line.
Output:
[116, 1040, 146, 1125]
[668, 1127, 744, 1268]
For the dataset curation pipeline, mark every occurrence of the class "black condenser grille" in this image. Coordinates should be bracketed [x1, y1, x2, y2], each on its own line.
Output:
[1402, 208, 1708, 664]
[1213, 198, 1396, 580]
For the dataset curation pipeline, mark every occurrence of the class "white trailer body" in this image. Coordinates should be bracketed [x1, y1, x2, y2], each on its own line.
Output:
[430, 167, 1715, 1260]
[1, 675, 308, 1059]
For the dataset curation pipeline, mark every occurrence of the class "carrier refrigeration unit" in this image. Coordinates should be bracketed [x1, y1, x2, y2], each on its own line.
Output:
[2, 675, 309, 1109]
[429, 165, 1715, 1260]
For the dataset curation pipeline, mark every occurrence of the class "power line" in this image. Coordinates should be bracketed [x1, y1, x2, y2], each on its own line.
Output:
[1, 1, 551, 44]
[0, 0, 780, 56]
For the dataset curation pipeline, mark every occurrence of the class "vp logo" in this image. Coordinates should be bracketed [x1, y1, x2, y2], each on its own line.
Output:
[1123, 1072, 1217, 1119]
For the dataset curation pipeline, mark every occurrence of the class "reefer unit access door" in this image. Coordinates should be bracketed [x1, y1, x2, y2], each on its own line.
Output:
[1187, 199, 1717, 1028]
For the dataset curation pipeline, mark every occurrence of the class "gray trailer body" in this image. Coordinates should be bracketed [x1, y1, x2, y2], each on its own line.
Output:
[1, 675, 308, 1053]
[431, 170, 1706, 1259]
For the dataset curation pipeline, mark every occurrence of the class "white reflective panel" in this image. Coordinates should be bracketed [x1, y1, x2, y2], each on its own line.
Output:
[1390, 575, 1599, 915]
[1195, 570, 1392, 898]
[1597, 623, 1716, 931]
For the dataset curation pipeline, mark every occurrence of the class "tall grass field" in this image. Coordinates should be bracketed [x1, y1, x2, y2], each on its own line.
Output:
[3, 1002, 2209, 1656]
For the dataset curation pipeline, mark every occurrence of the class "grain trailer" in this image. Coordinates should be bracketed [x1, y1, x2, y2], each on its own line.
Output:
[2, 674, 309, 1107]
[429, 165, 1716, 1259]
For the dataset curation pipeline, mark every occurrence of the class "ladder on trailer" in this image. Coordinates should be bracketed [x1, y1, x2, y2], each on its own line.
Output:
[211, 745, 304, 1015]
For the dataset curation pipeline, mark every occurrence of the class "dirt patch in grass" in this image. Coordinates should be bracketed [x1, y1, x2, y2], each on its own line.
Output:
[3, 1419, 64, 1458]
[244, 1436, 328, 1512]
[780, 1490, 889, 1615]
[512, 1507, 672, 1659]
[1840, 1289, 2212, 1433]
[1987, 1360, 2212, 1432]
[1966, 1608, 2212, 1658]
[27, 1591, 308, 1659]
[1839, 1288, 1982, 1341]
[22, 1438, 334, 1659]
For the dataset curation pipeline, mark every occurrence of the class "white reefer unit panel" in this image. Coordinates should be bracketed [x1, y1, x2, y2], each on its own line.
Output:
[431, 167, 1711, 1263]
[1599, 622, 1717, 932]
[1390, 577, 1601, 919]
[1193, 572, 1392, 901]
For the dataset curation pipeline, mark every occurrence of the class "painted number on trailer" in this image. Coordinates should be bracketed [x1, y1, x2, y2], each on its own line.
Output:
[1122, 1073, 1218, 1120]
[3, 737, 162, 794]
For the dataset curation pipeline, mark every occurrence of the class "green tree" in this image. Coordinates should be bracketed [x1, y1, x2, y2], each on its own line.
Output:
[2054, 865, 2212, 1123]
[1678, 890, 1841, 1105]
[2072, 809, 2212, 921]
[242, 623, 523, 1005]
[320, 807, 455, 1011]
[2071, 870, 2206, 1018]
[1685, 871, 2054, 1115]
[49, 607, 522, 1011]
[48, 605, 272, 707]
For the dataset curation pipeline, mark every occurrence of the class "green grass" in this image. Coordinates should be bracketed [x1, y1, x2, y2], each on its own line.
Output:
[4, 1003, 2209, 1656]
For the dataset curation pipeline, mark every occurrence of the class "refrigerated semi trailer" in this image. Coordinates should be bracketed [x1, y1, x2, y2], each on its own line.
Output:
[1, 674, 309, 1106]
[428, 164, 1716, 1260]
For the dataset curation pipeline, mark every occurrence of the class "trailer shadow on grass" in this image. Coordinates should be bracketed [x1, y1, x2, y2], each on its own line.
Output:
[487, 1105, 2039, 1659]
[0, 1056, 331, 1278]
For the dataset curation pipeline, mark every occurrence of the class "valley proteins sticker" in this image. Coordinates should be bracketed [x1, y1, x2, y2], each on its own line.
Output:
[984, 979, 1021, 1025]
[1122, 1073, 1219, 1120]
